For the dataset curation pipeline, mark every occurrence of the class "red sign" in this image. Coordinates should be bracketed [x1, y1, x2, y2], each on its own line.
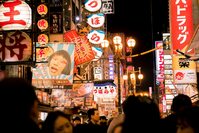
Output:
[64, 30, 95, 65]
[170, 0, 194, 54]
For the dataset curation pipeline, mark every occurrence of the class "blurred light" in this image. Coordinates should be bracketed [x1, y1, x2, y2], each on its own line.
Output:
[113, 36, 122, 44]
[101, 39, 109, 48]
[127, 38, 136, 48]
[138, 73, 143, 79]
[75, 16, 80, 22]
[123, 75, 128, 80]
[130, 73, 135, 79]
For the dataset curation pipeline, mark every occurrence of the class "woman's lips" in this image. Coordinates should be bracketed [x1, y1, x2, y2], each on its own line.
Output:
[50, 66, 58, 73]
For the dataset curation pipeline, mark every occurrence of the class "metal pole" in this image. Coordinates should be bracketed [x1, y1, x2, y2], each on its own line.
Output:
[117, 56, 122, 114]
[132, 67, 136, 95]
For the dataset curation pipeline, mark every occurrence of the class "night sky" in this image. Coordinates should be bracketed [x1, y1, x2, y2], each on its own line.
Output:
[107, 0, 169, 92]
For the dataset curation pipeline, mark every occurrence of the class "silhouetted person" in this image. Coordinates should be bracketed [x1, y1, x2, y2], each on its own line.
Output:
[0, 77, 41, 133]
[176, 106, 199, 133]
[99, 116, 108, 133]
[42, 110, 73, 133]
[161, 94, 192, 133]
[72, 116, 81, 127]
[74, 108, 103, 133]
[121, 95, 161, 133]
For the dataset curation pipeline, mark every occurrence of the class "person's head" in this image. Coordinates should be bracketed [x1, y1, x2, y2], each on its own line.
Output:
[121, 95, 161, 133]
[171, 94, 192, 113]
[48, 50, 71, 76]
[99, 116, 107, 125]
[87, 108, 100, 123]
[73, 116, 81, 126]
[42, 111, 73, 133]
[177, 106, 199, 133]
[0, 77, 39, 132]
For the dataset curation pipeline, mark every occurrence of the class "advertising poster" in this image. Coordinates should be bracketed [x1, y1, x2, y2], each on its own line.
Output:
[32, 43, 75, 89]
[50, 83, 94, 108]
[173, 55, 197, 84]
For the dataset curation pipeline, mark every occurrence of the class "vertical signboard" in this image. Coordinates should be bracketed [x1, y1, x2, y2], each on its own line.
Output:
[170, 0, 194, 54]
[155, 41, 166, 113]
[50, 0, 63, 34]
[36, 0, 49, 45]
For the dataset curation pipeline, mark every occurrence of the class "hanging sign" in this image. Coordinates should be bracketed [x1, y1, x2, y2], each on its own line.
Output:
[0, 0, 32, 30]
[84, 0, 102, 12]
[87, 13, 105, 28]
[37, 19, 48, 30]
[100, 0, 114, 14]
[64, 30, 95, 65]
[38, 34, 49, 45]
[170, 0, 194, 54]
[37, 4, 48, 16]
[87, 30, 105, 44]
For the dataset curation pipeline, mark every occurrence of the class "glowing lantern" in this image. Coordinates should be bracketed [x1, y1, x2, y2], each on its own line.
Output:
[37, 19, 48, 30]
[84, 0, 102, 12]
[37, 4, 48, 16]
[0, 0, 32, 30]
[87, 30, 105, 44]
[87, 13, 105, 28]
[38, 34, 49, 45]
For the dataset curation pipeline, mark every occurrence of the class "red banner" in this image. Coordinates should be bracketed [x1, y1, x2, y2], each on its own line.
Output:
[170, 0, 194, 54]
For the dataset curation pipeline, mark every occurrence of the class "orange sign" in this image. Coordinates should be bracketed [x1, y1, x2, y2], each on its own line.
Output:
[37, 19, 48, 30]
[38, 34, 49, 44]
[37, 4, 48, 16]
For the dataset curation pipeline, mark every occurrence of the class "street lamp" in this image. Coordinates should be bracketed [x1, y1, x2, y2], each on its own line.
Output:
[123, 66, 143, 95]
[101, 39, 109, 48]
[126, 38, 136, 48]
[101, 35, 136, 114]
[112, 35, 123, 114]
[101, 36, 123, 114]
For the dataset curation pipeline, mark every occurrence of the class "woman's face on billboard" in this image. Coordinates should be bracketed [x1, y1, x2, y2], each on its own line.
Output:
[49, 55, 67, 76]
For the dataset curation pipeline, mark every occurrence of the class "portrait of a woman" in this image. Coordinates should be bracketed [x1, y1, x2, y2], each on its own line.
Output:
[48, 50, 71, 76]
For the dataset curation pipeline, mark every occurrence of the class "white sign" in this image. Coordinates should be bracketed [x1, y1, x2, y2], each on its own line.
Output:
[84, 0, 102, 12]
[87, 30, 105, 44]
[87, 13, 105, 28]
[0, 0, 32, 30]
[174, 70, 197, 84]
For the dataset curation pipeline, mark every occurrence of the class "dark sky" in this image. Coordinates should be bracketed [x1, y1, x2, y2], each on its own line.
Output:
[107, 0, 169, 92]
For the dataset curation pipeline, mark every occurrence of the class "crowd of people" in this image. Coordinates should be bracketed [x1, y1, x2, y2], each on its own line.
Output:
[1, 77, 199, 133]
